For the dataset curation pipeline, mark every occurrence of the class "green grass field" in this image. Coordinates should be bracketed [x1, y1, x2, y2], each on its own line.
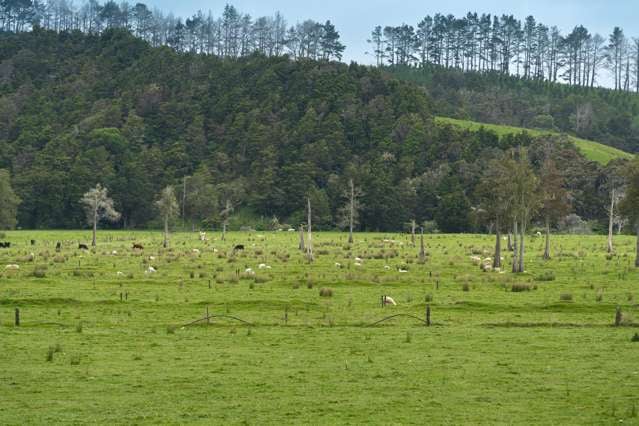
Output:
[1, 230, 639, 424]
[436, 116, 635, 165]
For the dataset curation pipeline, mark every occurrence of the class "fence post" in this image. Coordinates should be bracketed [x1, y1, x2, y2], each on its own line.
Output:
[426, 304, 431, 327]
[15, 308, 20, 326]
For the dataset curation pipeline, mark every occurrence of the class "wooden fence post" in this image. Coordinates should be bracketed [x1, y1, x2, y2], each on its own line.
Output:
[15, 308, 20, 326]
[426, 304, 431, 327]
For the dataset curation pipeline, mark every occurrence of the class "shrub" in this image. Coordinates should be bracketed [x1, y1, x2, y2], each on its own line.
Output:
[511, 283, 531, 292]
[535, 271, 556, 282]
[319, 287, 333, 297]
[631, 333, 639, 342]
[560, 293, 573, 302]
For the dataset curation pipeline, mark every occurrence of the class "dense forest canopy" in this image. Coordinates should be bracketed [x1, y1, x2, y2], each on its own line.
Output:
[0, 2, 638, 232]
[0, 29, 624, 233]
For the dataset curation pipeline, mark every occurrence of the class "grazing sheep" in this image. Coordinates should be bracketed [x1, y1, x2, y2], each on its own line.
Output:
[383, 296, 397, 306]
[355, 257, 363, 262]
[536, 231, 542, 237]
[384, 265, 391, 270]
[288, 228, 296, 232]
[149, 256, 156, 261]
[192, 248, 201, 255]
[258, 263, 271, 269]
[111, 250, 118, 255]
[335, 262, 342, 268]
[354, 262, 362, 267]
[470, 255, 482, 266]
[5, 264, 19, 270]
[245, 268, 255, 275]
[116, 271, 125, 277]
[145, 266, 157, 274]
[199, 232, 207, 241]
[398, 269, 408, 273]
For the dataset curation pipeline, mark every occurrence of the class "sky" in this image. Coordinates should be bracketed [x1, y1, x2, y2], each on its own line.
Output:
[143, 0, 639, 65]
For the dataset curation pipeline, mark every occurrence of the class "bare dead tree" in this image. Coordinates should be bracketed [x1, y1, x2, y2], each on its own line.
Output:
[419, 227, 426, 262]
[411, 219, 416, 246]
[80, 184, 120, 247]
[220, 199, 234, 241]
[306, 197, 313, 261]
[299, 224, 305, 252]
[156, 186, 179, 248]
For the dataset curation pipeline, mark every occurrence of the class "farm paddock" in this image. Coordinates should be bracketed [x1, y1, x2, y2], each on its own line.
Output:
[1, 230, 638, 424]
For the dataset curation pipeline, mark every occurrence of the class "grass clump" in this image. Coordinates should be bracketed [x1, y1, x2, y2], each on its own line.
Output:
[511, 283, 531, 292]
[559, 293, 573, 302]
[319, 287, 333, 297]
[535, 271, 556, 282]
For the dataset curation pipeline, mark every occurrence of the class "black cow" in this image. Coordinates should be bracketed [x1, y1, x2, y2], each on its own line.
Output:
[55, 242, 62, 252]
[233, 244, 245, 251]
[0, 242, 10, 248]
[30, 239, 36, 245]
[132, 243, 144, 250]
[78, 243, 89, 250]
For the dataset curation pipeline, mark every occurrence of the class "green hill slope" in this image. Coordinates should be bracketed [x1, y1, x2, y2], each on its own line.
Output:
[435, 117, 634, 165]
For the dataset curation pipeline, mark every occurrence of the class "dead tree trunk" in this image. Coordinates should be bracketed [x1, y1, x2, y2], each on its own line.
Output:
[543, 217, 551, 260]
[518, 221, 525, 273]
[411, 220, 416, 246]
[348, 178, 354, 244]
[419, 227, 426, 262]
[306, 198, 313, 261]
[511, 221, 519, 273]
[91, 207, 97, 247]
[163, 214, 169, 248]
[493, 218, 501, 269]
[299, 224, 305, 252]
[608, 188, 616, 253]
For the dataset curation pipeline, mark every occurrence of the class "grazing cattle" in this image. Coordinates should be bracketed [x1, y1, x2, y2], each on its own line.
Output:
[78, 244, 89, 250]
[132, 243, 144, 250]
[0, 242, 10, 248]
[233, 244, 245, 251]
[55, 242, 61, 252]
[382, 296, 397, 306]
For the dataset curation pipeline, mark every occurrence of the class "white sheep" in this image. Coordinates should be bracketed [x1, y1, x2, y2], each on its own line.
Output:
[146, 266, 157, 274]
[384, 265, 391, 270]
[116, 271, 125, 277]
[5, 264, 19, 270]
[354, 262, 362, 267]
[199, 232, 207, 241]
[192, 248, 201, 255]
[258, 263, 271, 269]
[383, 296, 397, 306]
[111, 250, 118, 255]
[470, 255, 482, 265]
[398, 269, 408, 273]
[245, 268, 255, 275]
[355, 257, 363, 262]
[335, 262, 342, 268]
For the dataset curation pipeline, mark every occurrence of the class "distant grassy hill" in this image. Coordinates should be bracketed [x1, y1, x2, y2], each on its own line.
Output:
[435, 117, 634, 165]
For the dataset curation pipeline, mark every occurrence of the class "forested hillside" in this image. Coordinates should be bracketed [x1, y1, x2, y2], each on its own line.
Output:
[392, 66, 639, 154]
[0, 29, 627, 232]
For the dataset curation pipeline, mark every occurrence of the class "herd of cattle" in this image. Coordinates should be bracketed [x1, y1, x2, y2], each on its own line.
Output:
[0, 240, 246, 251]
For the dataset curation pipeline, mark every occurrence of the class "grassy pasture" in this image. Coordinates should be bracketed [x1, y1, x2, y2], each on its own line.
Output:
[435, 116, 635, 165]
[1, 230, 639, 424]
